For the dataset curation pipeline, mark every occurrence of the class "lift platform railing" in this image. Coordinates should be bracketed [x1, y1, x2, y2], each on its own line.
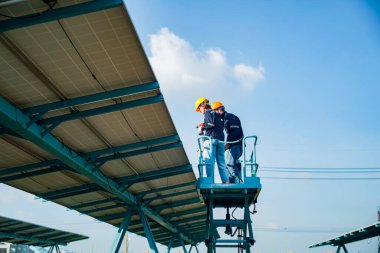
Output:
[242, 135, 259, 178]
[197, 135, 259, 183]
[197, 135, 212, 180]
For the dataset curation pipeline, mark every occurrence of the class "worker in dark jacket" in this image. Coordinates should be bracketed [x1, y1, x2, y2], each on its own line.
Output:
[212, 101, 244, 183]
[195, 97, 229, 183]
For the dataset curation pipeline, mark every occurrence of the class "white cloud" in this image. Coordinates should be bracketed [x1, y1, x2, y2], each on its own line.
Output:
[233, 63, 265, 90]
[147, 27, 265, 164]
[148, 27, 265, 99]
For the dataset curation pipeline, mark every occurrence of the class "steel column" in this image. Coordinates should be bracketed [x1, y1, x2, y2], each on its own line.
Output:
[336, 245, 348, 253]
[110, 209, 133, 253]
[167, 238, 173, 253]
[138, 206, 159, 253]
[195, 244, 200, 253]
[180, 237, 188, 253]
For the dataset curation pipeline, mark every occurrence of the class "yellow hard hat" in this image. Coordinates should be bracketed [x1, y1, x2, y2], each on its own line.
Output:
[195, 97, 209, 112]
[211, 101, 224, 110]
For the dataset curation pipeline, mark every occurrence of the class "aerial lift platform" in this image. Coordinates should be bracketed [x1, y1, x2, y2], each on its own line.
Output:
[196, 135, 262, 253]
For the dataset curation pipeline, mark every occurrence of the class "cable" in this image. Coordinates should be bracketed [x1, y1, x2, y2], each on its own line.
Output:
[56, 20, 106, 90]
[250, 203, 257, 215]
[260, 169, 380, 173]
[0, 0, 57, 19]
[261, 166, 380, 170]
[261, 176, 380, 180]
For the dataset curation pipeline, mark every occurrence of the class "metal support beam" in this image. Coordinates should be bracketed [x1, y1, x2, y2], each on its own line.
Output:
[84, 134, 180, 161]
[174, 214, 207, 226]
[0, 134, 180, 179]
[336, 245, 348, 253]
[138, 206, 159, 253]
[0, 165, 65, 182]
[154, 198, 201, 212]
[0, 126, 22, 138]
[6, 225, 38, 234]
[0, 95, 194, 244]
[137, 181, 196, 198]
[143, 189, 196, 204]
[180, 237, 188, 253]
[68, 197, 120, 210]
[109, 209, 133, 253]
[0, 0, 123, 32]
[163, 207, 207, 220]
[81, 203, 126, 215]
[195, 244, 200, 253]
[0, 160, 57, 178]
[38, 184, 100, 200]
[0, 232, 66, 246]
[116, 164, 192, 186]
[26, 82, 159, 116]
[167, 238, 173, 253]
[94, 141, 182, 167]
[26, 229, 58, 238]
[38, 95, 164, 131]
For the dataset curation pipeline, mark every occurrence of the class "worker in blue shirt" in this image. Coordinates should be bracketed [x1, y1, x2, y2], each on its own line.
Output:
[195, 97, 229, 184]
[212, 101, 244, 183]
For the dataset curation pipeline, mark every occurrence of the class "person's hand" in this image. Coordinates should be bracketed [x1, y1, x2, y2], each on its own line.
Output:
[198, 122, 205, 135]
[224, 143, 231, 150]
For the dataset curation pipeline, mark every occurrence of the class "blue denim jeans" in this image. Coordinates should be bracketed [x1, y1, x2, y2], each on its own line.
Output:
[203, 139, 229, 183]
[225, 144, 243, 183]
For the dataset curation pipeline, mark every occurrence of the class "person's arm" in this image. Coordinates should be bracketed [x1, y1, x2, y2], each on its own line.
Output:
[224, 113, 231, 136]
[237, 116, 244, 138]
[203, 111, 215, 130]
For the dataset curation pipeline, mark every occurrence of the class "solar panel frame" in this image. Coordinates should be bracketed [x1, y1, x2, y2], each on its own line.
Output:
[309, 221, 380, 248]
[0, 215, 88, 247]
[0, 0, 207, 248]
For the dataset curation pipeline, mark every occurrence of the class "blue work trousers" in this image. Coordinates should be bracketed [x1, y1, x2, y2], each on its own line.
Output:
[203, 139, 229, 183]
[225, 144, 243, 183]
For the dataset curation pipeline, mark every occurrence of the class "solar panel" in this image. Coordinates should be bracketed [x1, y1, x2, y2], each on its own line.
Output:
[309, 221, 380, 248]
[0, 0, 206, 248]
[0, 215, 88, 247]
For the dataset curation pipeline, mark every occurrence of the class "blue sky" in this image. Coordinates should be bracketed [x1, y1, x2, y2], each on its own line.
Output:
[1, 1, 380, 253]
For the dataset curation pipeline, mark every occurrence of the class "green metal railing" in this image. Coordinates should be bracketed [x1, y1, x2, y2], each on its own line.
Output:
[197, 135, 259, 182]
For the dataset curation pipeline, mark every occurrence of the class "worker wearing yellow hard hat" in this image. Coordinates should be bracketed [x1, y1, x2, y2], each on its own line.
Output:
[194, 97, 209, 112]
[195, 97, 229, 183]
[212, 101, 244, 183]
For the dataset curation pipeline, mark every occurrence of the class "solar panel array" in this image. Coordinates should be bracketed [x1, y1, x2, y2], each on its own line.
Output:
[309, 221, 380, 248]
[0, 0, 206, 247]
[0, 215, 88, 247]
